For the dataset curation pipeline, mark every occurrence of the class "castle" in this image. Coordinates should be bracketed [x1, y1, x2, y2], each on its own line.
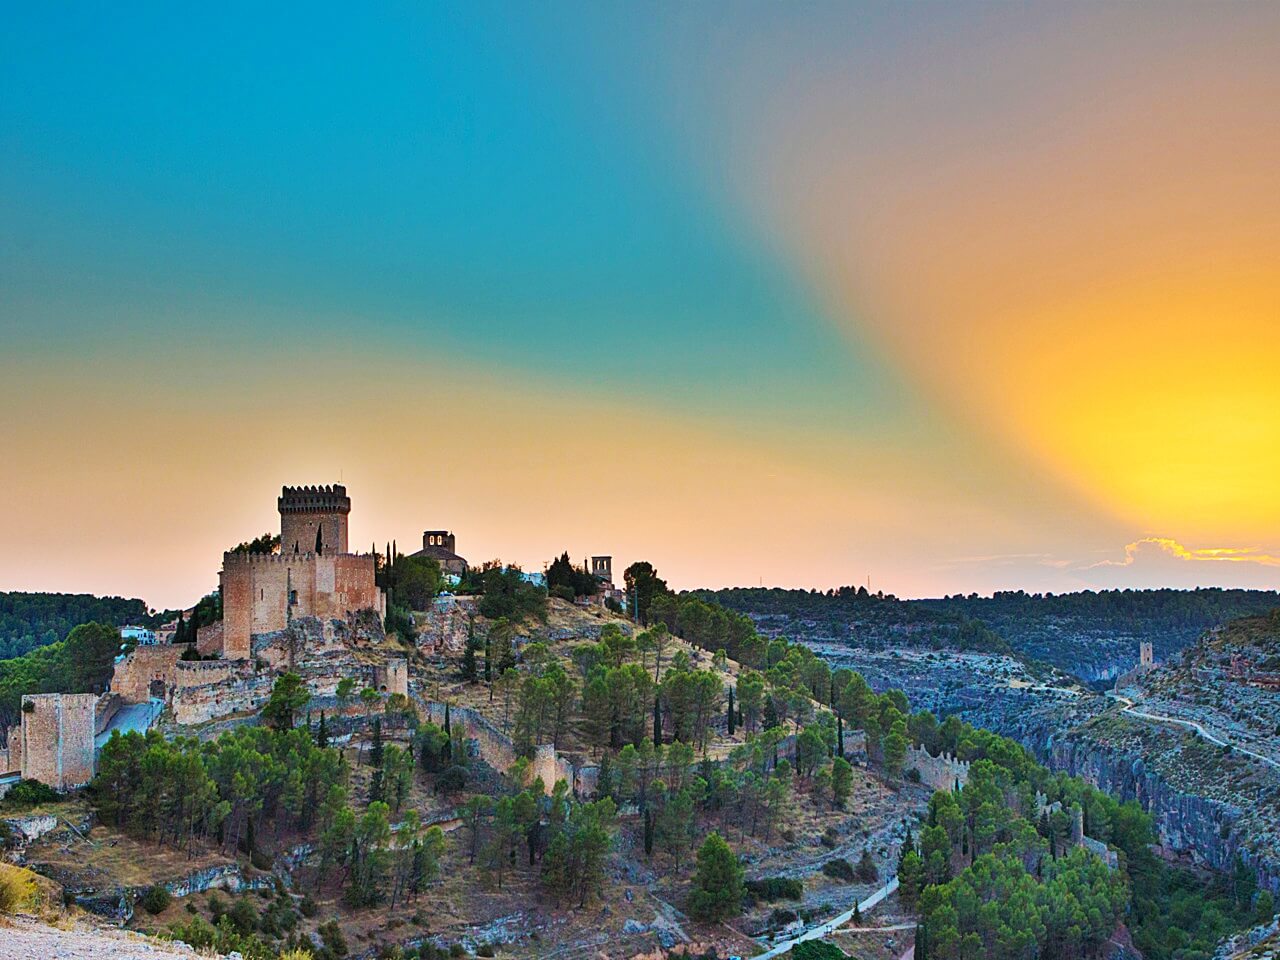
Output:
[217, 485, 386, 659]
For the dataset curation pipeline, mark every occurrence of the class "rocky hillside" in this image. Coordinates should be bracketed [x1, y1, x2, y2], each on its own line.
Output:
[702, 586, 1280, 685]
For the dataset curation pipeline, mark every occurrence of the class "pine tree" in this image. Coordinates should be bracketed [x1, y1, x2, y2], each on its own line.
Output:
[686, 832, 744, 920]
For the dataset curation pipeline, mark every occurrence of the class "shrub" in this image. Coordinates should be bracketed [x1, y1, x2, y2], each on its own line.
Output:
[299, 894, 318, 918]
[251, 848, 274, 870]
[745, 877, 803, 901]
[139, 884, 172, 915]
[437, 764, 469, 794]
[770, 907, 799, 927]
[227, 896, 259, 935]
[279, 951, 316, 960]
[207, 891, 227, 920]
[0, 863, 39, 914]
[166, 916, 216, 950]
[1, 778, 61, 808]
[477, 944, 496, 957]
[855, 849, 878, 883]
[319, 919, 348, 957]
[822, 858, 855, 882]
[449, 943, 466, 958]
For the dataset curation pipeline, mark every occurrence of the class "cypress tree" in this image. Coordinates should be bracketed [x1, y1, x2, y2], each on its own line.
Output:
[316, 711, 329, 749]
[726, 686, 736, 736]
[444, 702, 452, 739]
[652, 695, 662, 745]
[837, 715, 845, 758]
[643, 809, 655, 857]
[370, 717, 384, 768]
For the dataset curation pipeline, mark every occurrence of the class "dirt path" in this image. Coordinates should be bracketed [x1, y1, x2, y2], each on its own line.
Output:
[0, 914, 212, 960]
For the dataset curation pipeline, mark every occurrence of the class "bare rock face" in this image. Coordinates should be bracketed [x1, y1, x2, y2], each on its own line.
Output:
[415, 595, 481, 654]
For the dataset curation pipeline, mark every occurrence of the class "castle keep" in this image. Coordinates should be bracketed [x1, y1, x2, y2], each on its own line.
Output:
[218, 485, 385, 659]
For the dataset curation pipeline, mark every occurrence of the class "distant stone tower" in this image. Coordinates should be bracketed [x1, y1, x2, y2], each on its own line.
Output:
[591, 556, 613, 584]
[1140, 641, 1154, 670]
[279, 485, 350, 556]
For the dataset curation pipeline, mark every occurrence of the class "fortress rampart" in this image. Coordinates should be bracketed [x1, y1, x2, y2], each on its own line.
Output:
[220, 551, 383, 658]
[21, 693, 97, 791]
[906, 744, 971, 792]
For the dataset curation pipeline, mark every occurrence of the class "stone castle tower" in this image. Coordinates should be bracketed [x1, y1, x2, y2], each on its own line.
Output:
[279, 484, 350, 555]
[219, 484, 383, 659]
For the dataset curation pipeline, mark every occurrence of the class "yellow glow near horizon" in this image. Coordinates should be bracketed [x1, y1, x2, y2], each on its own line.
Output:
[734, 9, 1280, 544]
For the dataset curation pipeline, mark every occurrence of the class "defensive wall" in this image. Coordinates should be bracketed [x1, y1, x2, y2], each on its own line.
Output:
[21, 693, 98, 791]
[0, 725, 21, 775]
[905, 744, 971, 792]
[419, 700, 601, 797]
[110, 644, 184, 703]
[220, 551, 384, 660]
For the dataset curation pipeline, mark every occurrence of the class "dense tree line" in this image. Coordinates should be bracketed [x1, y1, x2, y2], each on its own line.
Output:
[0, 591, 148, 661]
[546, 552, 601, 600]
[0, 621, 122, 726]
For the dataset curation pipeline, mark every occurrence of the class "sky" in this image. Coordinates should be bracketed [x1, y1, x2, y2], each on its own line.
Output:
[2, 3, 1279, 608]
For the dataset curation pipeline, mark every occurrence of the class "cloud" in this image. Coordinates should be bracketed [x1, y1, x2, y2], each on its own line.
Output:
[1077, 537, 1280, 591]
[1088, 537, 1280, 570]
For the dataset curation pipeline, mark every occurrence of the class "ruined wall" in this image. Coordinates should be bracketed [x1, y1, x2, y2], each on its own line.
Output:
[21, 693, 98, 791]
[196, 620, 224, 657]
[0, 725, 21, 775]
[172, 670, 274, 726]
[906, 745, 971, 792]
[372, 658, 408, 697]
[220, 552, 383, 658]
[176, 659, 236, 689]
[109, 645, 183, 703]
[420, 702, 599, 797]
[424, 702, 518, 773]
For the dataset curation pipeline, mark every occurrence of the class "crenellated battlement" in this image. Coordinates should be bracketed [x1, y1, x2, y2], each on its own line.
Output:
[278, 484, 350, 515]
[224, 549, 376, 565]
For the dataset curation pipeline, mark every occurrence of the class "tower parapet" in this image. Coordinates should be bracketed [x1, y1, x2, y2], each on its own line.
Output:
[279, 484, 350, 555]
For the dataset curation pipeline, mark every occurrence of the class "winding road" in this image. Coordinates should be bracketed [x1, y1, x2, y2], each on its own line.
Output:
[753, 876, 899, 959]
[1110, 694, 1280, 773]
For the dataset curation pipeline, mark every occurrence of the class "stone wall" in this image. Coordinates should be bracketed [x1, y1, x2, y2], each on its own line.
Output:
[0, 724, 21, 775]
[196, 619, 225, 657]
[420, 701, 600, 797]
[906, 745, 971, 792]
[220, 551, 384, 658]
[372, 658, 408, 697]
[21, 693, 98, 791]
[109, 645, 183, 703]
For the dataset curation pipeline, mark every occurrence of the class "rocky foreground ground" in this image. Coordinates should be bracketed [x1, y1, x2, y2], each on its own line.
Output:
[0, 914, 206, 960]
